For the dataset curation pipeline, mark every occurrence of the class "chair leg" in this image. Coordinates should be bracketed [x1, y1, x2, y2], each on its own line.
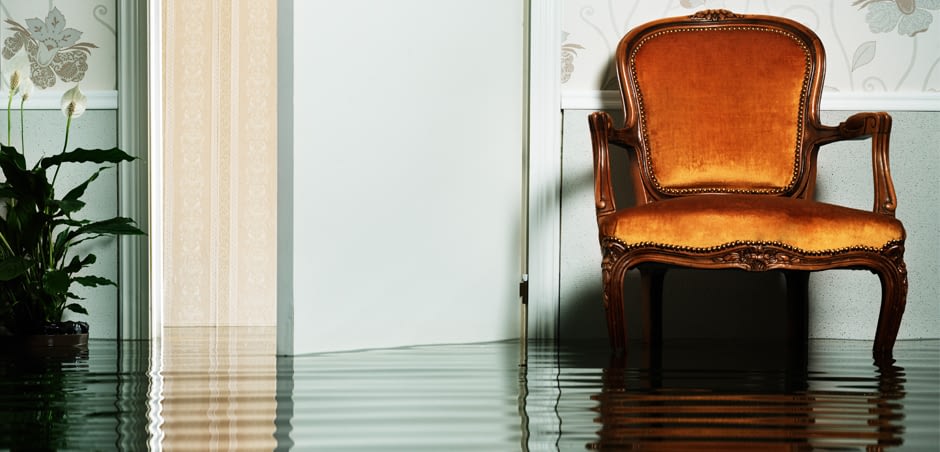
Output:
[784, 271, 809, 346]
[603, 263, 627, 353]
[873, 256, 908, 361]
[640, 268, 665, 347]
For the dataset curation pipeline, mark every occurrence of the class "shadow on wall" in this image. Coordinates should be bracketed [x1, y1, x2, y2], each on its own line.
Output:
[559, 109, 791, 343]
[560, 269, 791, 342]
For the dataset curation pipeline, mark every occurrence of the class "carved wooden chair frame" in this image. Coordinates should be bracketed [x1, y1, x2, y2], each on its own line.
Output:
[588, 10, 907, 360]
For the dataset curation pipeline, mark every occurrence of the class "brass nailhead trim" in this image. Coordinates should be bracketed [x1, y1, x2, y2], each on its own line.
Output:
[604, 238, 901, 256]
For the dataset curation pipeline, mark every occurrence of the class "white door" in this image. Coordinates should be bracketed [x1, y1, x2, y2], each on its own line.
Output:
[280, 0, 526, 354]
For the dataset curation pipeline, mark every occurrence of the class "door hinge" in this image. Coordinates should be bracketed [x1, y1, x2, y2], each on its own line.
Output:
[519, 274, 528, 304]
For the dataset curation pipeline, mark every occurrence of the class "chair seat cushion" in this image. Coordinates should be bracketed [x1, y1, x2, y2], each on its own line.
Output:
[599, 195, 905, 253]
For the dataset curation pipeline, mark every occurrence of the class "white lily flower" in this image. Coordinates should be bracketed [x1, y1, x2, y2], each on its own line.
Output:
[18, 77, 33, 102]
[61, 84, 87, 119]
[2, 50, 30, 94]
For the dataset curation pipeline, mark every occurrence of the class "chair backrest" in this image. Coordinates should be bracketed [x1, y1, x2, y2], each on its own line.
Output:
[616, 10, 826, 199]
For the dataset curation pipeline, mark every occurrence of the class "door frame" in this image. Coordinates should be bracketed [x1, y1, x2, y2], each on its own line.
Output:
[116, 1, 148, 340]
[145, 0, 164, 341]
[527, 0, 562, 340]
[117, 0, 163, 340]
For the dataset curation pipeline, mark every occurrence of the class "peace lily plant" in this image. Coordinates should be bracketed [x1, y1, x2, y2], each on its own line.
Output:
[0, 53, 143, 337]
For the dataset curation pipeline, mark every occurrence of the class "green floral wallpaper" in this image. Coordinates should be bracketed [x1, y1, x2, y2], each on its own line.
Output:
[0, 1, 116, 93]
[561, 0, 940, 95]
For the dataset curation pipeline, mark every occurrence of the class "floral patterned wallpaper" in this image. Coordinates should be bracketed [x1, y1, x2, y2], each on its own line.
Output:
[0, 1, 116, 92]
[561, 0, 940, 94]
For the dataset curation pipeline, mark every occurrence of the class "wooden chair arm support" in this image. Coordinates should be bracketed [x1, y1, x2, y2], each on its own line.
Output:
[588, 111, 637, 217]
[819, 112, 898, 217]
[589, 111, 619, 217]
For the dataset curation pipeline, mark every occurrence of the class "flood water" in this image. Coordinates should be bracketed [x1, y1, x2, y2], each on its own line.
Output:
[0, 333, 937, 450]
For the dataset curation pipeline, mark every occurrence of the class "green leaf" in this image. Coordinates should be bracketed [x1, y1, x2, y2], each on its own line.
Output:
[67, 217, 145, 241]
[62, 253, 97, 274]
[65, 234, 105, 250]
[64, 303, 88, 315]
[51, 198, 86, 215]
[0, 256, 33, 280]
[0, 144, 26, 170]
[4, 202, 45, 249]
[0, 152, 51, 203]
[52, 217, 87, 228]
[42, 270, 71, 296]
[53, 230, 72, 264]
[59, 167, 106, 214]
[74, 275, 115, 287]
[39, 147, 136, 169]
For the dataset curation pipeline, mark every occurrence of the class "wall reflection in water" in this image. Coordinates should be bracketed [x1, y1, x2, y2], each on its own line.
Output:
[0, 333, 936, 450]
[274, 341, 524, 450]
[159, 327, 277, 450]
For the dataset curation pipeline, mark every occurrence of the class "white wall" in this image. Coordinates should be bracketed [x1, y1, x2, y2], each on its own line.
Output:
[279, 0, 526, 354]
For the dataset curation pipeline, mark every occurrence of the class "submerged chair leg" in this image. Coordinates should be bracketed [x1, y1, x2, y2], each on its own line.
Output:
[785, 271, 809, 346]
[873, 251, 908, 361]
[640, 268, 665, 347]
[602, 252, 629, 353]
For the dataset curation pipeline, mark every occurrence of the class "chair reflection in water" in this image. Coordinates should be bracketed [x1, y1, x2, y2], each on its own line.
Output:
[588, 10, 907, 360]
[589, 344, 907, 450]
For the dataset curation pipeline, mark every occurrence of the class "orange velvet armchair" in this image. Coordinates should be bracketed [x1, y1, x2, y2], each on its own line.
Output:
[589, 10, 907, 359]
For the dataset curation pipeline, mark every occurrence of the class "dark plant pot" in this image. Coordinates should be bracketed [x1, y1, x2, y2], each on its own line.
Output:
[0, 321, 90, 351]
[22, 332, 88, 348]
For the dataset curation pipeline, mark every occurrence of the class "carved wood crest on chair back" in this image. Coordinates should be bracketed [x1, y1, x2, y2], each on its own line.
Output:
[588, 10, 907, 360]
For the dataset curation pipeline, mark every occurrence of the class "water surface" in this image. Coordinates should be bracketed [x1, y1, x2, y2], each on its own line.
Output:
[0, 335, 937, 450]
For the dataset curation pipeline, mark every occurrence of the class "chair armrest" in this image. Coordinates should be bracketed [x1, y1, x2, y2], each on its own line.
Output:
[589, 112, 617, 217]
[821, 112, 898, 217]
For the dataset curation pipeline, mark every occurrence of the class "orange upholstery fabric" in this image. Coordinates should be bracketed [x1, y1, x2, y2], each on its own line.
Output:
[599, 195, 905, 253]
[632, 27, 809, 193]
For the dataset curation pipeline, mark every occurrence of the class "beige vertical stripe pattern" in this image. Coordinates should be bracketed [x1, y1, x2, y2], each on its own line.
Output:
[163, 0, 277, 327]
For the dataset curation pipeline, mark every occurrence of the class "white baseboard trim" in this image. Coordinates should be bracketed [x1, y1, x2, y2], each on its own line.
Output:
[562, 90, 621, 111]
[0, 90, 118, 110]
[820, 92, 940, 111]
[562, 90, 940, 112]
